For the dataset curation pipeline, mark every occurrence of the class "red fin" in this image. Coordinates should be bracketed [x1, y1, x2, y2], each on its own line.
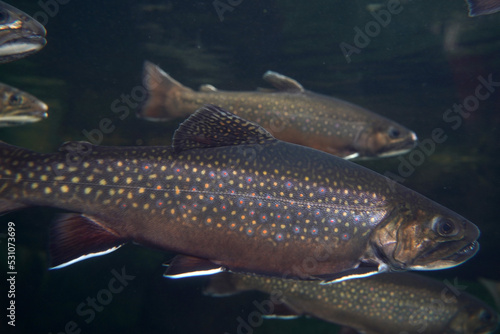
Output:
[163, 254, 225, 278]
[49, 214, 127, 269]
[0, 199, 29, 215]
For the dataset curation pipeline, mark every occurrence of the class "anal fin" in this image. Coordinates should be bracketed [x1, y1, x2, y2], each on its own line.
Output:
[50, 213, 127, 269]
[163, 254, 225, 279]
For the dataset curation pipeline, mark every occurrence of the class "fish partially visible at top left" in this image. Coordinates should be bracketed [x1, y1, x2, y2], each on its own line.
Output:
[0, 0, 46, 63]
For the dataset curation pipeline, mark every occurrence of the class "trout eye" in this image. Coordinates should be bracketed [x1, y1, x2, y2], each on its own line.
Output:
[387, 127, 401, 139]
[9, 94, 23, 106]
[479, 309, 493, 323]
[0, 9, 8, 24]
[433, 218, 459, 237]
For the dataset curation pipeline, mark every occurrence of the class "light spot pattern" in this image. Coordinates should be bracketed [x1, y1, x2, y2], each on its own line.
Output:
[224, 272, 497, 334]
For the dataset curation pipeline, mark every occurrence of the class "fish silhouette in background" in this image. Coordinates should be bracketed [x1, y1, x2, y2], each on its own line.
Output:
[466, 0, 500, 16]
[139, 62, 417, 160]
[0, 105, 478, 283]
[206, 272, 499, 334]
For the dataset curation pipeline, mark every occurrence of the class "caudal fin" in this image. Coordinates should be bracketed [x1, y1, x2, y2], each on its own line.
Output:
[138, 61, 192, 121]
[467, 0, 500, 16]
[0, 142, 33, 215]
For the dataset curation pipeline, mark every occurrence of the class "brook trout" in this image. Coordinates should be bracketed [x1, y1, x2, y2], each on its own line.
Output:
[0, 1, 47, 63]
[0, 82, 48, 126]
[467, 0, 500, 16]
[206, 272, 499, 334]
[139, 62, 417, 160]
[0, 105, 479, 282]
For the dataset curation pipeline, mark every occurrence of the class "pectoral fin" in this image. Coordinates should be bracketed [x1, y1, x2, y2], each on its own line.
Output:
[315, 266, 381, 285]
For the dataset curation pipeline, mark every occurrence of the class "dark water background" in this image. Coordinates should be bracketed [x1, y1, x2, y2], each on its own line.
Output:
[1, 0, 500, 333]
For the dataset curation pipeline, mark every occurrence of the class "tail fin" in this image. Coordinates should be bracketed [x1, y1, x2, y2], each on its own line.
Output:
[479, 277, 500, 311]
[0, 141, 32, 215]
[138, 61, 193, 121]
[466, 0, 500, 16]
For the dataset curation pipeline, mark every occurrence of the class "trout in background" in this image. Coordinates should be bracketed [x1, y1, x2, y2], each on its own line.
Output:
[206, 272, 499, 334]
[0, 106, 478, 282]
[480, 278, 500, 311]
[0, 82, 48, 126]
[467, 0, 500, 16]
[139, 62, 417, 160]
[0, 1, 47, 63]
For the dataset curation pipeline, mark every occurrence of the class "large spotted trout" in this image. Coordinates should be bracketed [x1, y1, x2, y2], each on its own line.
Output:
[0, 105, 479, 282]
[139, 62, 417, 159]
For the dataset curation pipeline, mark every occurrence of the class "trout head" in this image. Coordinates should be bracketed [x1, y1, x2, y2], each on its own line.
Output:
[0, 1, 47, 63]
[0, 83, 48, 127]
[446, 299, 498, 334]
[369, 202, 480, 271]
[354, 121, 417, 159]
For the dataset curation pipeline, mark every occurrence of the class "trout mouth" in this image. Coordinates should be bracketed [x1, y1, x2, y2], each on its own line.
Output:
[445, 241, 479, 261]
[410, 240, 480, 271]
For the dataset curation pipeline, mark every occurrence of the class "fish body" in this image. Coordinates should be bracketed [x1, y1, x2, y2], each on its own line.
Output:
[467, 0, 500, 16]
[0, 105, 478, 281]
[0, 1, 46, 63]
[206, 272, 499, 334]
[0, 82, 48, 126]
[139, 62, 417, 160]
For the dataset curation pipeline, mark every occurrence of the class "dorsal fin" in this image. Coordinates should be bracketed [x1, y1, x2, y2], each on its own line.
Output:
[58, 141, 93, 152]
[172, 104, 276, 152]
[263, 71, 304, 92]
[199, 84, 218, 92]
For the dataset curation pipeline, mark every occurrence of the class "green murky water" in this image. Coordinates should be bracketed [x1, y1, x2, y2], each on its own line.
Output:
[1, 1, 499, 333]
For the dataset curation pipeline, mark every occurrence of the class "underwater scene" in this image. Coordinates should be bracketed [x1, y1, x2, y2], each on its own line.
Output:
[1, 0, 500, 333]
